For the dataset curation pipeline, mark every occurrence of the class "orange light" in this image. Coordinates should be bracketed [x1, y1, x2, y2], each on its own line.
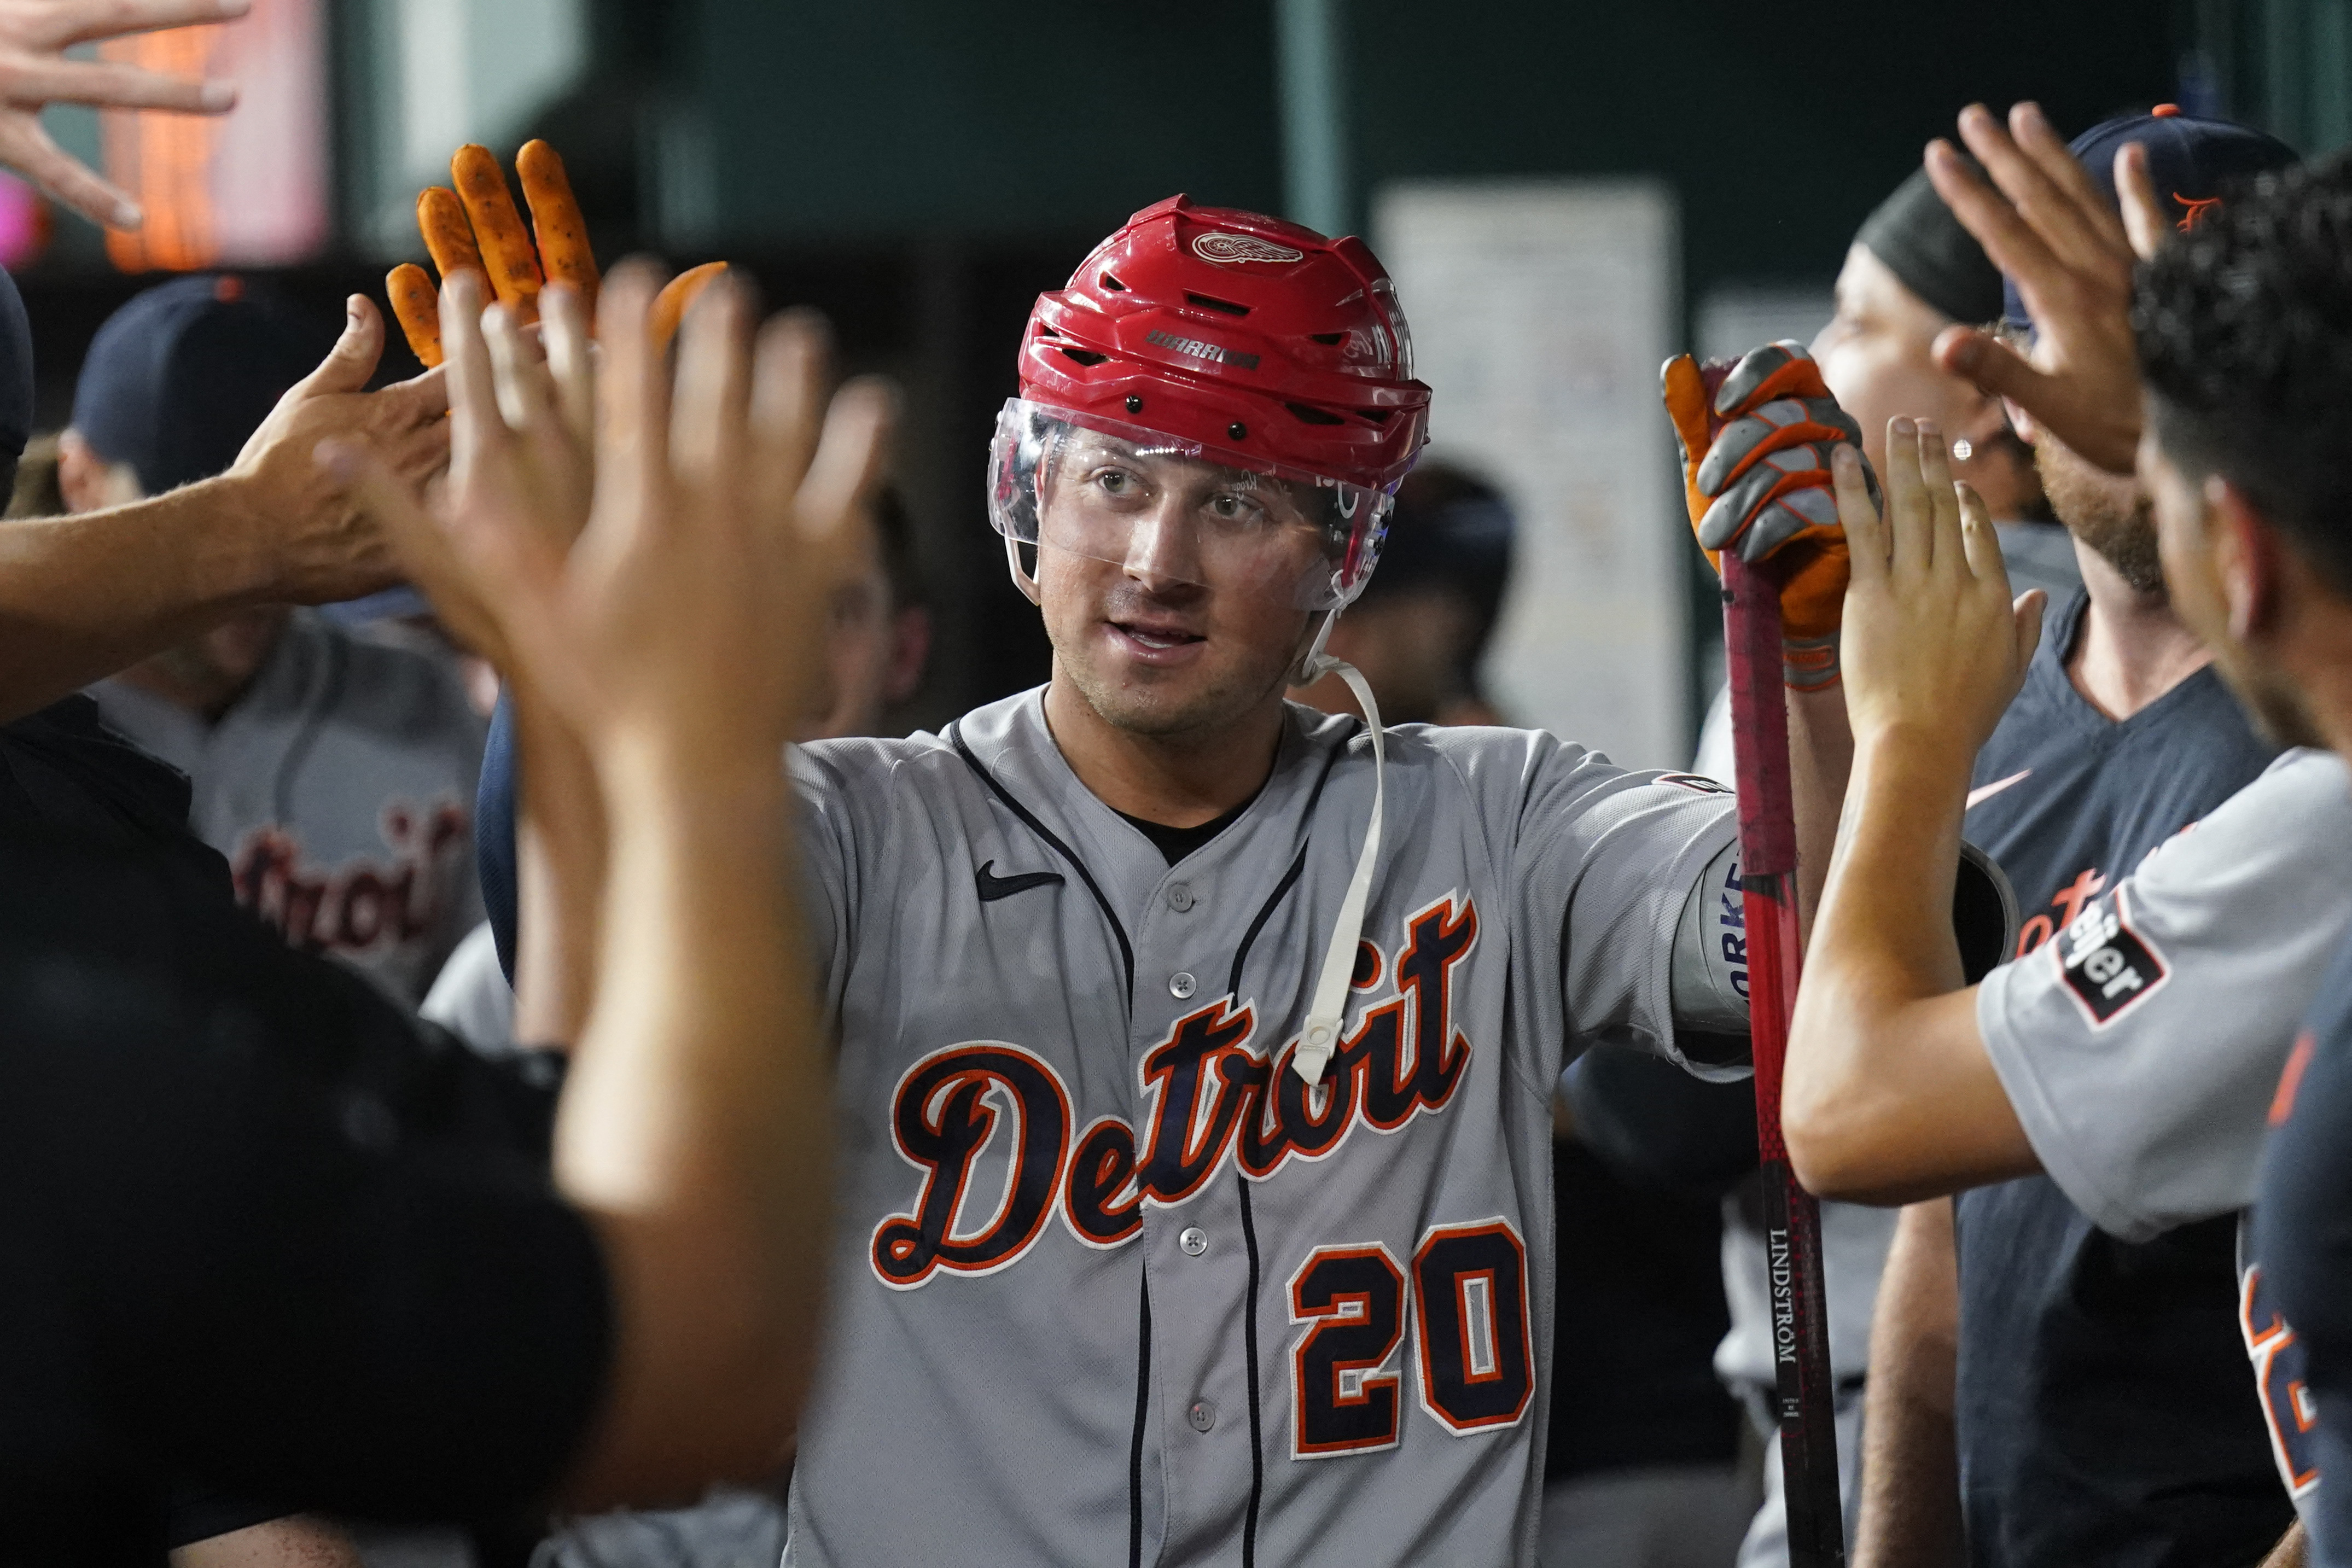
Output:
[99, 22, 225, 272]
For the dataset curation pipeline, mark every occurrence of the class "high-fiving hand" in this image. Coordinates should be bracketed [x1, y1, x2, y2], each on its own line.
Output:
[330, 264, 895, 774]
[1924, 102, 2169, 476]
[0, 0, 247, 229]
[1833, 417, 2044, 762]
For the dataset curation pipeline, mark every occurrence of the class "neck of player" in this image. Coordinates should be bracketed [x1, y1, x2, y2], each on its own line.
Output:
[2067, 540, 2213, 722]
[1043, 666, 1288, 829]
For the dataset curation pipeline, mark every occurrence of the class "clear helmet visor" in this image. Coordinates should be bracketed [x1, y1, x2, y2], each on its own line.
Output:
[987, 399, 1392, 611]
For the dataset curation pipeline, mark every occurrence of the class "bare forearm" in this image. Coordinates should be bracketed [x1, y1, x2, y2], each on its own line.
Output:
[169, 1516, 363, 1568]
[1785, 731, 2030, 1200]
[511, 685, 607, 1046]
[554, 756, 831, 1506]
[1854, 1199, 1967, 1568]
[0, 480, 269, 719]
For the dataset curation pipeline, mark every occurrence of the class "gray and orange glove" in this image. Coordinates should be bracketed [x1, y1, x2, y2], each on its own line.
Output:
[385, 139, 728, 369]
[1661, 340, 1873, 690]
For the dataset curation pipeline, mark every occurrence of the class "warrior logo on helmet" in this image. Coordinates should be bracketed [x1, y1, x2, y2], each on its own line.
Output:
[1194, 232, 1306, 265]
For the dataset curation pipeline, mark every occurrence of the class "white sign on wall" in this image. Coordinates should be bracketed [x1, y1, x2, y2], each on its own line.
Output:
[1375, 179, 1685, 769]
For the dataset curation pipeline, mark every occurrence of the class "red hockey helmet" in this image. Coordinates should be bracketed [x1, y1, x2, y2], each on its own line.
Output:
[989, 195, 1432, 612]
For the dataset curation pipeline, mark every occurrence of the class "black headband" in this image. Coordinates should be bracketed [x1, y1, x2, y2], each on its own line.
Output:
[1855, 162, 2006, 328]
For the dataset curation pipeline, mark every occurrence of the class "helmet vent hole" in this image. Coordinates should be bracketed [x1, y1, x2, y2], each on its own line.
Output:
[1357, 407, 1394, 424]
[1285, 401, 1347, 427]
[1056, 347, 1109, 368]
[1183, 292, 1253, 317]
[1307, 332, 1346, 345]
[1100, 272, 1127, 292]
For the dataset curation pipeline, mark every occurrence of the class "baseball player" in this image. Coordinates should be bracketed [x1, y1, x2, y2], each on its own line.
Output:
[762, 196, 1866, 1568]
[78, 279, 487, 1006]
[460, 195, 1862, 1566]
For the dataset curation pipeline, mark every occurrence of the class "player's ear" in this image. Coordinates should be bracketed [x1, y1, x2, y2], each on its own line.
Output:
[2208, 476, 2283, 644]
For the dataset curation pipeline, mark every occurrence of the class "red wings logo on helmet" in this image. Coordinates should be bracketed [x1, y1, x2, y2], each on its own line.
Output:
[1194, 232, 1305, 265]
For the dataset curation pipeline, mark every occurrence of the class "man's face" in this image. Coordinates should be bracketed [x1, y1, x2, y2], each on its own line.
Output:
[2143, 432, 2321, 746]
[1035, 433, 1323, 737]
[1810, 246, 1984, 475]
[2039, 426, 2162, 593]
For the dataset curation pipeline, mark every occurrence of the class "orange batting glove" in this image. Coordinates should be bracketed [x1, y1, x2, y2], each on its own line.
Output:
[1662, 340, 1873, 689]
[386, 140, 726, 370]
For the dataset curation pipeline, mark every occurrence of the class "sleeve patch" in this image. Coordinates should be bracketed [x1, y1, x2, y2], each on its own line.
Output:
[2054, 886, 2169, 1028]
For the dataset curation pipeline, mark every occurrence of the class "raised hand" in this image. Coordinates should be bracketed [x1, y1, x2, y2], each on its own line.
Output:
[222, 293, 450, 604]
[1834, 417, 2042, 761]
[388, 139, 728, 370]
[1925, 102, 2169, 476]
[335, 261, 894, 773]
[0, 0, 246, 229]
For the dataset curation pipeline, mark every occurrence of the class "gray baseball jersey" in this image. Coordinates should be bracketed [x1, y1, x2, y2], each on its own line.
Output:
[782, 688, 1743, 1568]
[1975, 747, 2352, 1245]
[92, 610, 487, 1005]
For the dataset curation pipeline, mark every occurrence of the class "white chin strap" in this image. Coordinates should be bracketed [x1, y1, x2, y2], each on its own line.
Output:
[1290, 642, 1386, 1085]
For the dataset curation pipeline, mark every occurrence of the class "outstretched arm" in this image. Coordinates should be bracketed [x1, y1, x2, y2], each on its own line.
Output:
[339, 264, 892, 1503]
[1780, 421, 2043, 1203]
[0, 298, 447, 721]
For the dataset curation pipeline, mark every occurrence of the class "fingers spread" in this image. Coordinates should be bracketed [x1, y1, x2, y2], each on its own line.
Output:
[1928, 136, 2059, 299]
[2010, 102, 2134, 266]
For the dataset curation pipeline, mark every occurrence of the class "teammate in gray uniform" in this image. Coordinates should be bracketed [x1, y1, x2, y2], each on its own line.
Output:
[737, 196, 1860, 1567]
[71, 278, 485, 1005]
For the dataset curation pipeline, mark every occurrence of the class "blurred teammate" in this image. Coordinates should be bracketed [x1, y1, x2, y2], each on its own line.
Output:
[1851, 103, 2301, 1568]
[4, 264, 882, 1564]
[2214, 157, 2352, 1568]
[1300, 460, 1515, 725]
[78, 277, 487, 1005]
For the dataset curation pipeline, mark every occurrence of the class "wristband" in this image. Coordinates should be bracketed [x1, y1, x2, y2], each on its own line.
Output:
[1783, 634, 1840, 692]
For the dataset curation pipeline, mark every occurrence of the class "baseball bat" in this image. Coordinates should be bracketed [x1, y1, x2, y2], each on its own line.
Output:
[1722, 548, 1845, 1568]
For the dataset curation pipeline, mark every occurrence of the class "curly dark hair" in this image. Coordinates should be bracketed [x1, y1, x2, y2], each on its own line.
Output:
[2136, 150, 2352, 592]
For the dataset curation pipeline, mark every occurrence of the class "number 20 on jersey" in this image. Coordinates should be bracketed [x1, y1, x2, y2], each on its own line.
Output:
[1289, 1219, 1534, 1459]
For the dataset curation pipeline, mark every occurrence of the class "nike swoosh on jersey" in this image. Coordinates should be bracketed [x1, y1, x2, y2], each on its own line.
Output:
[975, 860, 1066, 902]
[1966, 769, 2033, 809]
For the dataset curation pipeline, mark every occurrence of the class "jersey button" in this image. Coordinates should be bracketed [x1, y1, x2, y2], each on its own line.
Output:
[1167, 882, 1196, 912]
[1187, 1399, 1217, 1433]
[1179, 1226, 1209, 1256]
[1169, 971, 1197, 999]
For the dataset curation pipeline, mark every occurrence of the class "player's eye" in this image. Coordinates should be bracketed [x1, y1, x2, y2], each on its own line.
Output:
[1205, 491, 1267, 525]
[1092, 467, 1142, 499]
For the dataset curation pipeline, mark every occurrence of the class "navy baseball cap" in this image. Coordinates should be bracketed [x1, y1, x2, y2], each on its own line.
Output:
[70, 275, 333, 497]
[2004, 104, 2299, 332]
[0, 261, 32, 499]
